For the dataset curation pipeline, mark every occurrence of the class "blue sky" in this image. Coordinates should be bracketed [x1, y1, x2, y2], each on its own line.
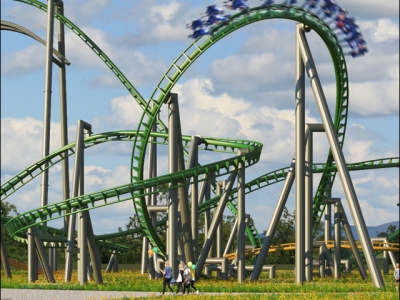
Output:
[1, 0, 399, 236]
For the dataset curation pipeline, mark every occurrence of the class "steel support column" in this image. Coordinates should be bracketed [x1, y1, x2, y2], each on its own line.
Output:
[40, 0, 55, 221]
[187, 135, 202, 261]
[216, 182, 224, 278]
[167, 93, 179, 275]
[250, 158, 295, 281]
[31, 226, 55, 282]
[195, 171, 238, 280]
[55, 1, 70, 271]
[86, 210, 103, 283]
[223, 218, 238, 256]
[295, 23, 306, 285]
[1, 229, 12, 278]
[237, 160, 246, 283]
[333, 202, 341, 279]
[174, 98, 194, 265]
[305, 124, 324, 281]
[332, 198, 367, 279]
[297, 27, 384, 287]
[142, 101, 158, 275]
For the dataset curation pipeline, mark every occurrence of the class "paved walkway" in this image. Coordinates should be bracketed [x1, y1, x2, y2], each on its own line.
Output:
[1, 288, 165, 299]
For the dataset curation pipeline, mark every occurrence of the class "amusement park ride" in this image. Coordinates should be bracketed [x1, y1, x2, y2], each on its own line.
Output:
[1, 0, 399, 290]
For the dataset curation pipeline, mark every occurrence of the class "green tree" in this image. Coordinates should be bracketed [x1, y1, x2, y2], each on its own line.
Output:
[1, 201, 18, 217]
[386, 224, 397, 236]
[1, 201, 28, 262]
[263, 207, 295, 264]
[386, 224, 399, 262]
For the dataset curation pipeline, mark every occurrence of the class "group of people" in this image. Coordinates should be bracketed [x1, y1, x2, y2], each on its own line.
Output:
[186, 4, 231, 39]
[186, 0, 367, 58]
[160, 261, 400, 294]
[160, 261, 199, 296]
[187, 1, 250, 39]
[261, 0, 368, 57]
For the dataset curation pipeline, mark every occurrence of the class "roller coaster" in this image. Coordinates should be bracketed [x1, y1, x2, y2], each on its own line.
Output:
[1, 0, 399, 289]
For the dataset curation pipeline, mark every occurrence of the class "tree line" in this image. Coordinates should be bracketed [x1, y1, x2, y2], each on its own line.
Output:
[1, 200, 398, 266]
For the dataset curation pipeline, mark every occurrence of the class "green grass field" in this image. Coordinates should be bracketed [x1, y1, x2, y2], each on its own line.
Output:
[1, 265, 399, 299]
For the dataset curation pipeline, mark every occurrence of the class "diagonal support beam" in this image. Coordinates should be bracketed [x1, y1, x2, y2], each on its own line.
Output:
[195, 170, 238, 280]
[297, 25, 384, 288]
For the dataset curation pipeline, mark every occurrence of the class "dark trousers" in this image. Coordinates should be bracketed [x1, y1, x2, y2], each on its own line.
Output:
[176, 282, 184, 294]
[162, 277, 174, 294]
[183, 281, 192, 294]
[190, 279, 197, 291]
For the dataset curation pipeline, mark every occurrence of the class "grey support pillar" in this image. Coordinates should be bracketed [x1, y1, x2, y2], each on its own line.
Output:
[40, 0, 55, 220]
[35, 0, 55, 279]
[195, 171, 238, 281]
[65, 121, 92, 283]
[305, 124, 324, 282]
[152, 253, 162, 279]
[297, 24, 384, 288]
[142, 101, 158, 274]
[324, 204, 332, 242]
[78, 165, 88, 285]
[56, 1, 69, 272]
[203, 174, 213, 275]
[166, 93, 179, 276]
[321, 243, 334, 276]
[86, 211, 103, 283]
[371, 238, 398, 274]
[215, 181, 225, 278]
[250, 158, 295, 282]
[319, 245, 325, 277]
[175, 117, 194, 264]
[323, 202, 332, 274]
[237, 159, 246, 283]
[48, 246, 57, 271]
[383, 249, 388, 275]
[305, 125, 312, 282]
[113, 253, 119, 273]
[216, 181, 225, 262]
[187, 135, 202, 261]
[1, 229, 12, 278]
[295, 23, 306, 285]
[76, 123, 101, 284]
[223, 218, 238, 256]
[333, 201, 341, 279]
[31, 226, 55, 282]
[333, 199, 367, 279]
[106, 253, 115, 273]
[28, 230, 38, 282]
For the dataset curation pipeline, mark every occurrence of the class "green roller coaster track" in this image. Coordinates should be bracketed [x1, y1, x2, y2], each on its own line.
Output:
[2, 130, 398, 258]
[2, 1, 398, 262]
[129, 4, 349, 258]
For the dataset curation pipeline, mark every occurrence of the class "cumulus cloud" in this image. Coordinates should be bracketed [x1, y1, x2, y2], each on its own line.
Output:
[1, 0, 398, 235]
[371, 18, 399, 43]
[1, 117, 61, 172]
[1, 44, 45, 76]
[343, 124, 398, 162]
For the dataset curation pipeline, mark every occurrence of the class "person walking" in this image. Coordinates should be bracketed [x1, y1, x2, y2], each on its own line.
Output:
[189, 265, 199, 295]
[160, 261, 175, 295]
[175, 263, 185, 294]
[183, 265, 192, 294]
[395, 263, 400, 292]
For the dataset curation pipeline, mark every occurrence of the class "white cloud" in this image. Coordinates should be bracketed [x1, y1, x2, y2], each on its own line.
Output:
[1, 0, 398, 236]
[92, 95, 143, 131]
[371, 19, 399, 43]
[1, 44, 45, 75]
[0, 117, 62, 172]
